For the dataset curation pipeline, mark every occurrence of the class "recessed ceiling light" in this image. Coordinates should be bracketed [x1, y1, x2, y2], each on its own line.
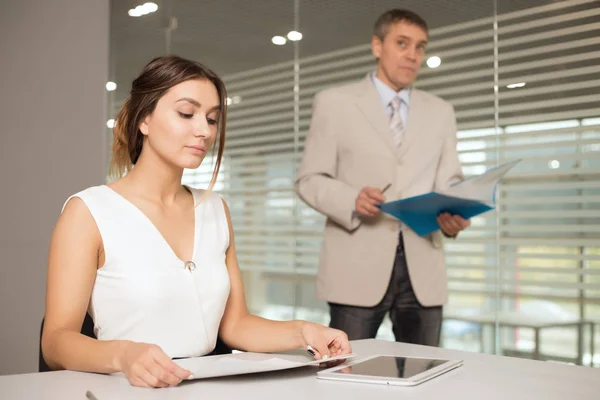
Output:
[226, 97, 233, 106]
[106, 119, 115, 129]
[549, 160, 560, 169]
[128, 2, 158, 17]
[507, 82, 526, 89]
[426, 56, 441, 68]
[105, 82, 117, 91]
[287, 31, 303, 41]
[142, 2, 158, 13]
[272, 36, 287, 45]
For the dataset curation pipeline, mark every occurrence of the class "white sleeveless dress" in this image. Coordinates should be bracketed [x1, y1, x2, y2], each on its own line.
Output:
[63, 185, 231, 358]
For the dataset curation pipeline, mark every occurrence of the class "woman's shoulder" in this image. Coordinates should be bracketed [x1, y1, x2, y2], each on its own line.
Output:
[55, 187, 105, 244]
[188, 187, 222, 203]
[72, 184, 109, 197]
[61, 185, 110, 212]
[188, 188, 229, 219]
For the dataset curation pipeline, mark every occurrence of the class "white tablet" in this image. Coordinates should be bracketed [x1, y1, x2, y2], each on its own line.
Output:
[317, 355, 463, 386]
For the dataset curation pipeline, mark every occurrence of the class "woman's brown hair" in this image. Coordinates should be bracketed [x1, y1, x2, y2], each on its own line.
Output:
[109, 55, 227, 193]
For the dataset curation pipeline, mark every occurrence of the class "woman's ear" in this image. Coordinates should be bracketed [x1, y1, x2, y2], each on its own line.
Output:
[139, 115, 151, 136]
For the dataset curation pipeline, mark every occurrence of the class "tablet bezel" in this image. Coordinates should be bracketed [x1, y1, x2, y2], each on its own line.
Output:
[316, 354, 463, 386]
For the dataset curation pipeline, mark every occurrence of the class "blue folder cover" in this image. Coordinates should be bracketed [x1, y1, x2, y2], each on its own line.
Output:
[378, 192, 493, 236]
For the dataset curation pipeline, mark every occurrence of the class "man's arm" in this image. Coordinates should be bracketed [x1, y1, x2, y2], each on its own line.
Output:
[295, 92, 362, 231]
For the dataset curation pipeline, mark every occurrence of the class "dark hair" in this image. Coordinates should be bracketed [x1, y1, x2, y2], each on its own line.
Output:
[109, 55, 227, 193]
[373, 9, 429, 41]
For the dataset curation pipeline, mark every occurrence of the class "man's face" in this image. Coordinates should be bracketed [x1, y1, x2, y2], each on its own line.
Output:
[372, 20, 428, 91]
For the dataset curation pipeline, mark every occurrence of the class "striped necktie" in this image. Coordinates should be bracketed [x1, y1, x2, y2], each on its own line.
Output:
[389, 96, 404, 148]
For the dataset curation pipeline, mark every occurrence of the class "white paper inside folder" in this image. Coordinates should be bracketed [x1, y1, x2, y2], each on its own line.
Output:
[444, 159, 521, 204]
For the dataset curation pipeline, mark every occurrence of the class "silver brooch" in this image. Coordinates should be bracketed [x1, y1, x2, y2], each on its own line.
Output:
[184, 261, 196, 272]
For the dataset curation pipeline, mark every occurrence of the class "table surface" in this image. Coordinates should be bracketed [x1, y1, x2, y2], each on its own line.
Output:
[1, 339, 599, 400]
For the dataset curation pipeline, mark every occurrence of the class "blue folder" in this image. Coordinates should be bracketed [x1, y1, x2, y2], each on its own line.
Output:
[378, 159, 520, 236]
[378, 192, 493, 236]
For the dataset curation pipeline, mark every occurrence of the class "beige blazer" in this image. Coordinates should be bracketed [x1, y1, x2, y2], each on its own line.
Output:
[295, 74, 463, 307]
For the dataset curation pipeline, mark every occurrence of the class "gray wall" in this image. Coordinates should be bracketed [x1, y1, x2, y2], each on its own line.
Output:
[0, 0, 109, 375]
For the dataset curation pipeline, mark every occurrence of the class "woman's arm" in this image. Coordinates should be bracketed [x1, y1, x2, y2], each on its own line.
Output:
[42, 197, 127, 372]
[218, 199, 351, 359]
[41, 197, 190, 387]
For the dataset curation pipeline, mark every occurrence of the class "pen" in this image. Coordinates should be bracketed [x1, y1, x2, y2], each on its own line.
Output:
[381, 183, 392, 204]
[306, 345, 329, 360]
[86, 391, 99, 400]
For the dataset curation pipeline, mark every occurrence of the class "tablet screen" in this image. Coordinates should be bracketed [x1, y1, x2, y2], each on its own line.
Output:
[330, 356, 450, 379]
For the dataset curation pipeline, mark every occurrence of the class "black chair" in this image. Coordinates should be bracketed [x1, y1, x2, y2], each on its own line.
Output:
[213, 335, 232, 356]
[39, 314, 231, 372]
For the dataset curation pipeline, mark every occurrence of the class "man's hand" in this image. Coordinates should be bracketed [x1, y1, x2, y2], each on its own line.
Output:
[437, 212, 471, 237]
[355, 187, 386, 217]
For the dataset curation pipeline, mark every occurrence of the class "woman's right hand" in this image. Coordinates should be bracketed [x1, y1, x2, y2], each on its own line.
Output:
[118, 342, 192, 388]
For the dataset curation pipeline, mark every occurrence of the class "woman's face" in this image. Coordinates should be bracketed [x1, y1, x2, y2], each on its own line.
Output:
[139, 78, 221, 170]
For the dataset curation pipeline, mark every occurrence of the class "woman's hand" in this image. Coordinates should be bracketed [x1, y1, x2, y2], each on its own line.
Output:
[299, 322, 351, 360]
[118, 342, 192, 388]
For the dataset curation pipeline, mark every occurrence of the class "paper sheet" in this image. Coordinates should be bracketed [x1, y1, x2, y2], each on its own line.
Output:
[174, 352, 355, 380]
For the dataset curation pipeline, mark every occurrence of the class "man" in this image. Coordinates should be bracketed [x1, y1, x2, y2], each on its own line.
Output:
[295, 9, 470, 346]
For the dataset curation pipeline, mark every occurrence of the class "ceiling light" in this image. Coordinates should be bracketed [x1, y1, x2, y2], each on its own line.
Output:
[105, 82, 117, 91]
[226, 97, 233, 106]
[287, 31, 303, 41]
[549, 160, 560, 169]
[106, 119, 115, 129]
[231, 96, 242, 105]
[142, 2, 158, 13]
[128, 2, 158, 17]
[507, 82, 526, 89]
[272, 36, 286, 45]
[426, 56, 441, 68]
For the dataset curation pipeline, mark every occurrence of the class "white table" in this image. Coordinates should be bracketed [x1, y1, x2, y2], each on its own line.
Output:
[1, 339, 599, 399]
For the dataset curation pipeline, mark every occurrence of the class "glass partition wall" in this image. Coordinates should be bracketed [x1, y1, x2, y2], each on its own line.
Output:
[108, 0, 600, 366]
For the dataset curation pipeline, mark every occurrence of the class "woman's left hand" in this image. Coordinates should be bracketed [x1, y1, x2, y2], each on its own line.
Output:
[299, 322, 351, 360]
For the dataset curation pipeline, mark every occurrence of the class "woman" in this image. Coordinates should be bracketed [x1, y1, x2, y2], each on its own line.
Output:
[41, 55, 351, 388]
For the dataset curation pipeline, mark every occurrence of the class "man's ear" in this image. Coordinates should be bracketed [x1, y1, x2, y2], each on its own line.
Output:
[371, 35, 382, 59]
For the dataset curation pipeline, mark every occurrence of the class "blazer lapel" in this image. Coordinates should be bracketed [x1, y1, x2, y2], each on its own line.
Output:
[397, 89, 426, 160]
[354, 75, 398, 157]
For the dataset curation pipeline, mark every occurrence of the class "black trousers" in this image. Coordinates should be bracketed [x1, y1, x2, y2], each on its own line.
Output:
[329, 233, 442, 346]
